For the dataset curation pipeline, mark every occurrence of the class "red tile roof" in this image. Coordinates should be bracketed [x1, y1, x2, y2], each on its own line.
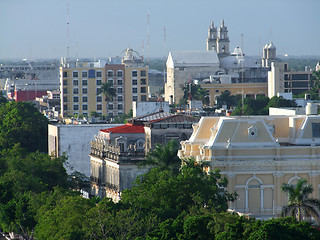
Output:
[100, 123, 145, 134]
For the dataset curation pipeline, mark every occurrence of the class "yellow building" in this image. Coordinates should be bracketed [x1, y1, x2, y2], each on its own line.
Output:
[60, 61, 106, 117]
[201, 82, 268, 105]
[60, 49, 148, 118]
[179, 114, 320, 219]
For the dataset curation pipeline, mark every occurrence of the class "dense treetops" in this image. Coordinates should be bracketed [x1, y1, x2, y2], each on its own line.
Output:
[1, 102, 320, 239]
[0, 101, 48, 152]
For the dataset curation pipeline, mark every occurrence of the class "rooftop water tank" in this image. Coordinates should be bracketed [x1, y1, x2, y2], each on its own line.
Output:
[306, 102, 317, 115]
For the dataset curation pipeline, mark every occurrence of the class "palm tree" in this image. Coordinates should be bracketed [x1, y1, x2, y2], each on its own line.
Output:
[140, 140, 181, 172]
[99, 81, 116, 102]
[281, 178, 320, 224]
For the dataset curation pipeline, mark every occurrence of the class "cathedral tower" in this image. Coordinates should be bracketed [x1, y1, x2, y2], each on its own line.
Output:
[262, 42, 276, 67]
[206, 21, 217, 51]
[216, 19, 230, 56]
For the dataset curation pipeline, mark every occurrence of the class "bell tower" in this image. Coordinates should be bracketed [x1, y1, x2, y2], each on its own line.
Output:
[216, 19, 230, 56]
[206, 21, 217, 51]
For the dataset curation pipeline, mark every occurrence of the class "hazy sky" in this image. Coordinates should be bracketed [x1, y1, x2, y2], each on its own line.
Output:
[1, 0, 320, 59]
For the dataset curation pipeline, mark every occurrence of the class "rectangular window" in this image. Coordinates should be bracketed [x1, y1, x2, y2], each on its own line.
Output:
[63, 80, 68, 86]
[63, 104, 68, 110]
[63, 72, 68, 78]
[132, 70, 138, 77]
[117, 88, 123, 94]
[312, 123, 320, 138]
[73, 105, 79, 111]
[132, 79, 137, 85]
[96, 88, 101, 95]
[96, 79, 102, 85]
[141, 95, 147, 101]
[140, 78, 146, 85]
[132, 95, 138, 101]
[108, 79, 114, 85]
[73, 96, 79, 103]
[117, 79, 123, 85]
[108, 104, 113, 110]
[82, 104, 88, 111]
[117, 96, 123, 101]
[73, 88, 79, 94]
[73, 79, 79, 86]
[118, 104, 123, 110]
[132, 87, 138, 94]
[88, 69, 95, 78]
[82, 71, 88, 78]
[141, 87, 146, 93]
[97, 104, 102, 111]
[63, 88, 68, 94]
[63, 96, 68, 102]
[96, 71, 102, 77]
[82, 96, 88, 102]
[117, 70, 123, 77]
[83, 112, 88, 117]
[82, 88, 88, 94]
[140, 70, 147, 77]
[107, 70, 114, 77]
[82, 79, 88, 86]
[96, 96, 102, 102]
[72, 71, 78, 78]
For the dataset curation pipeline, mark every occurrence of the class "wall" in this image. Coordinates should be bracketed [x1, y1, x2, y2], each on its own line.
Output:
[48, 124, 121, 176]
[132, 101, 170, 117]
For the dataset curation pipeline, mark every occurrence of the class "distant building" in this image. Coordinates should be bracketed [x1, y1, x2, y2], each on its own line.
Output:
[90, 111, 199, 201]
[2, 62, 59, 101]
[132, 101, 170, 117]
[60, 49, 149, 118]
[268, 62, 314, 97]
[165, 50, 220, 104]
[179, 114, 320, 219]
[165, 20, 269, 105]
[48, 123, 121, 176]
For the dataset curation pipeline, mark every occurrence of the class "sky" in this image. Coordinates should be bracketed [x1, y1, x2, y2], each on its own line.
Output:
[1, 0, 320, 60]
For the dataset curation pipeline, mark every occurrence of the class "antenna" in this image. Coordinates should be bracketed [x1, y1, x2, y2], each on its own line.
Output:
[66, 1, 70, 60]
[163, 27, 166, 95]
[241, 33, 244, 115]
[147, 12, 150, 66]
[142, 39, 144, 61]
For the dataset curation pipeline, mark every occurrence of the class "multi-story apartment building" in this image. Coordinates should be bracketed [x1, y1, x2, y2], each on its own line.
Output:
[122, 48, 149, 114]
[60, 49, 149, 118]
[60, 60, 106, 117]
[268, 62, 314, 97]
[105, 64, 125, 117]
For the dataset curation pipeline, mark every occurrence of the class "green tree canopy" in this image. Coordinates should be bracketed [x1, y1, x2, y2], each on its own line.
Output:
[216, 90, 240, 109]
[0, 102, 48, 152]
[140, 140, 181, 173]
[122, 159, 236, 220]
[0, 147, 69, 238]
[99, 81, 116, 102]
[232, 96, 297, 116]
[180, 83, 209, 106]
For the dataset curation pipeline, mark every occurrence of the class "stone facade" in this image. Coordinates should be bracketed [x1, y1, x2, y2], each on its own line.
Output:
[179, 115, 320, 219]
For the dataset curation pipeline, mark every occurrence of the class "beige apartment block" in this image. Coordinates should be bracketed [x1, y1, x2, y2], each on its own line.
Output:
[60, 49, 148, 118]
[60, 61, 106, 117]
[178, 114, 320, 219]
[124, 66, 149, 114]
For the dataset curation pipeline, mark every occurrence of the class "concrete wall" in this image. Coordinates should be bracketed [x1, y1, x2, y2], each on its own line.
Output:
[48, 124, 121, 176]
[132, 101, 170, 117]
